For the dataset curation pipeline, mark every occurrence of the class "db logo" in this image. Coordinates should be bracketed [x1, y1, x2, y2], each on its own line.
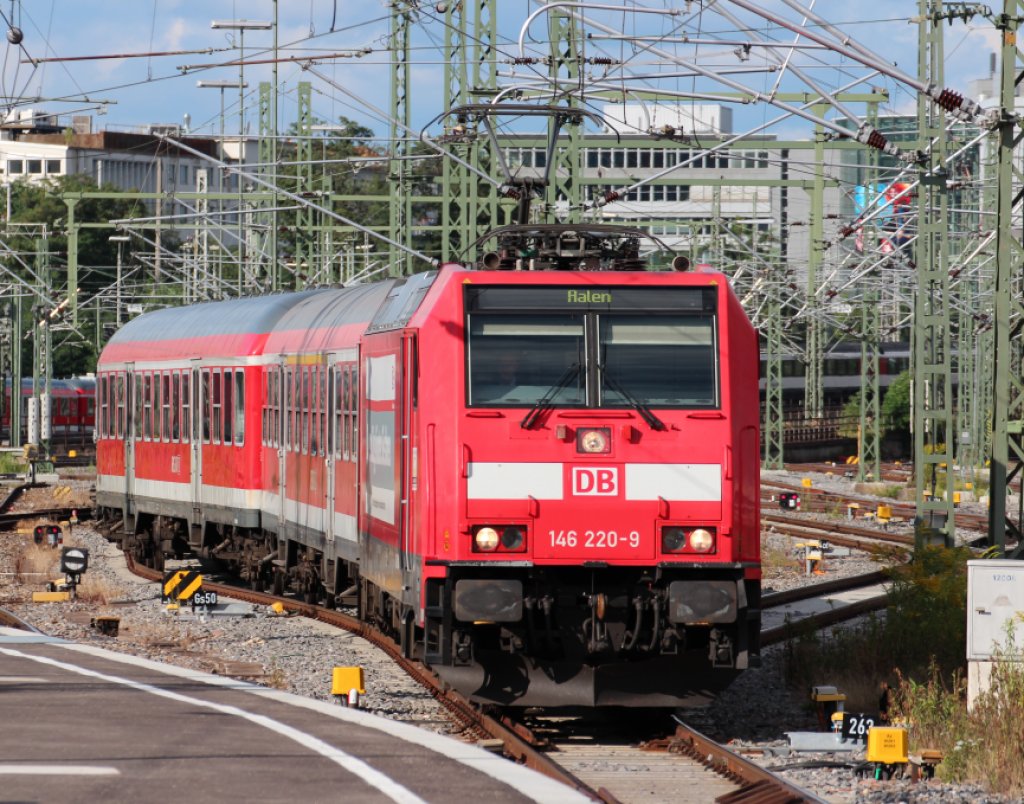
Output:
[572, 466, 618, 496]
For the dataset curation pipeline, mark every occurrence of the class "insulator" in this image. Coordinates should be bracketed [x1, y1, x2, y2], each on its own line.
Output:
[589, 57, 615, 65]
[512, 57, 540, 65]
[837, 225, 855, 239]
[865, 130, 888, 151]
[935, 87, 964, 113]
[602, 190, 621, 204]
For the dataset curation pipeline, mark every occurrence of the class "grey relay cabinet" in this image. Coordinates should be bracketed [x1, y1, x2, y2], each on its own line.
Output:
[967, 560, 1024, 662]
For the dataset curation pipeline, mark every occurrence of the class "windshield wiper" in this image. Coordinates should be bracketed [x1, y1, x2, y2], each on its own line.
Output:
[521, 363, 581, 429]
[601, 369, 666, 431]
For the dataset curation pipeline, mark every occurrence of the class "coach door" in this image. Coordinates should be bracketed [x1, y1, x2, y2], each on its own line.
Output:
[277, 361, 287, 532]
[324, 355, 340, 544]
[399, 333, 417, 573]
[190, 360, 202, 514]
[124, 365, 135, 513]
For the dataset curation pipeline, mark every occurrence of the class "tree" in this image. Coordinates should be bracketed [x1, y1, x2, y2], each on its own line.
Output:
[5, 174, 139, 376]
[882, 370, 911, 434]
[276, 116, 390, 274]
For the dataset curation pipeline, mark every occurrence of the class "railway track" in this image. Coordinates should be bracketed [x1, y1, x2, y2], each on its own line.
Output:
[762, 511, 913, 553]
[762, 479, 989, 533]
[761, 570, 890, 646]
[122, 553, 823, 803]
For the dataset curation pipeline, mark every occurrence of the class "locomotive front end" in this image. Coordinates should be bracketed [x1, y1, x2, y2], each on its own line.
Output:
[423, 271, 761, 707]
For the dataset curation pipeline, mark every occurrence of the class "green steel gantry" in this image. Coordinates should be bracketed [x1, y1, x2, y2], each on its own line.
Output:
[390, 4, 413, 276]
[913, 2, 956, 547]
[989, 0, 1024, 557]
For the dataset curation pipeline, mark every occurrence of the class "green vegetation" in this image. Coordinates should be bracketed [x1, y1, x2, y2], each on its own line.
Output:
[785, 546, 968, 686]
[881, 369, 911, 433]
[783, 547, 1024, 794]
[892, 647, 1024, 793]
[0, 451, 28, 474]
[838, 369, 912, 440]
[6, 174, 140, 376]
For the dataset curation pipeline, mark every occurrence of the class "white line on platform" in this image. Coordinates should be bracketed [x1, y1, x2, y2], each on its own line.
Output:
[0, 765, 120, 776]
[0, 647, 425, 804]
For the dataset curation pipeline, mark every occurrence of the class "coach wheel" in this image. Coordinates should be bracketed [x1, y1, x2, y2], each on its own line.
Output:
[152, 550, 165, 572]
[304, 584, 318, 605]
[272, 570, 285, 597]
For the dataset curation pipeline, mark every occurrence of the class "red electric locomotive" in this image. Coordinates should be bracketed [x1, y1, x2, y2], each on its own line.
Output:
[96, 225, 761, 707]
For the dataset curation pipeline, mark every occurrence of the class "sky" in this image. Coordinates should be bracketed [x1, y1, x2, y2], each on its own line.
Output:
[0, 1, 1003, 146]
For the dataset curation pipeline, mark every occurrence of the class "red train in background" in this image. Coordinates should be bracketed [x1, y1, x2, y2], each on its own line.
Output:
[95, 225, 761, 707]
[1, 377, 96, 453]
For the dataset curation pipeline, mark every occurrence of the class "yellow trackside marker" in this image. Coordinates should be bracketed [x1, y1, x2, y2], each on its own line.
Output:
[32, 591, 70, 603]
[866, 727, 908, 765]
[801, 478, 813, 488]
[162, 570, 203, 602]
[332, 667, 366, 697]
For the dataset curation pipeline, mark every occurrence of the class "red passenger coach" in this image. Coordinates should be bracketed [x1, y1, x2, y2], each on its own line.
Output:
[97, 254, 761, 707]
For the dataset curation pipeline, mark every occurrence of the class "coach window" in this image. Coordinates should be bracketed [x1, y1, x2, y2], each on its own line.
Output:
[171, 373, 180, 441]
[223, 369, 233, 444]
[317, 366, 325, 454]
[285, 367, 294, 450]
[153, 373, 162, 441]
[134, 377, 142, 439]
[349, 366, 358, 462]
[143, 374, 153, 440]
[212, 369, 223, 444]
[342, 367, 353, 462]
[272, 369, 281, 447]
[308, 367, 317, 456]
[333, 368, 343, 459]
[301, 366, 310, 454]
[233, 369, 245, 445]
[308, 366, 316, 454]
[599, 315, 718, 407]
[201, 370, 211, 443]
[262, 370, 270, 446]
[161, 373, 171, 441]
[117, 372, 126, 436]
[99, 375, 109, 438]
[181, 373, 191, 444]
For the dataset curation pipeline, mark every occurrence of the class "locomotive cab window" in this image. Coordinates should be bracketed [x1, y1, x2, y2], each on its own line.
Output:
[599, 316, 717, 407]
[465, 286, 719, 409]
[467, 315, 585, 406]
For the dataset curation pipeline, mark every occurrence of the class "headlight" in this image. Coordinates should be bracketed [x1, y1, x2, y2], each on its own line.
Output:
[576, 427, 611, 454]
[474, 527, 499, 551]
[689, 528, 714, 553]
[501, 526, 525, 551]
[661, 527, 687, 553]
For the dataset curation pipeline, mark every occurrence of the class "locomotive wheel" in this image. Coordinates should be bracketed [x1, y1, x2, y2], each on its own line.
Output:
[272, 571, 284, 597]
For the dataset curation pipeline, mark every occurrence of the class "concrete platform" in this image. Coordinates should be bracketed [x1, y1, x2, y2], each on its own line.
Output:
[0, 628, 587, 804]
